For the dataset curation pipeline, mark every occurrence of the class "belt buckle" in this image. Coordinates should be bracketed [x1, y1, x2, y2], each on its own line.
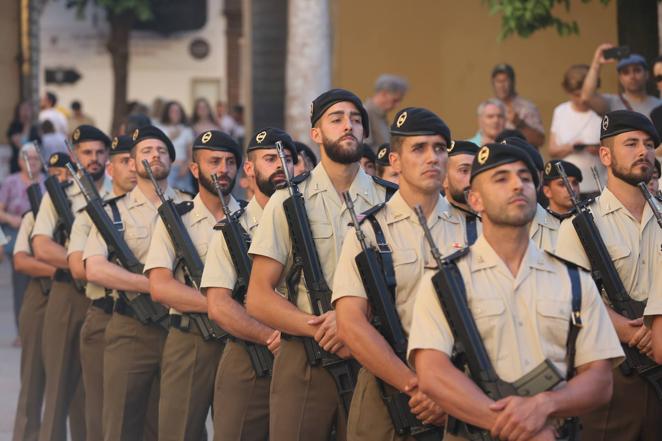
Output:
[571, 311, 583, 328]
[377, 242, 392, 254]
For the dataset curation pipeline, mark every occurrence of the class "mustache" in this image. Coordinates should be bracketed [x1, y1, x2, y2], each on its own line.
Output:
[339, 134, 358, 143]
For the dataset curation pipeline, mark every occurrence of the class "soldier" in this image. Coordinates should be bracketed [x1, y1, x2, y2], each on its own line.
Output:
[541, 159, 582, 221]
[201, 127, 298, 441]
[333, 108, 460, 441]
[67, 135, 136, 441]
[143, 130, 242, 440]
[409, 142, 624, 441]
[375, 143, 400, 185]
[12, 154, 66, 441]
[360, 144, 377, 176]
[84, 125, 189, 441]
[245, 88, 396, 441]
[32, 126, 112, 441]
[556, 110, 662, 440]
[444, 140, 481, 245]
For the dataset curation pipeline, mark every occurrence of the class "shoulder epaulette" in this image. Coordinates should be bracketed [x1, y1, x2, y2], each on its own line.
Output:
[371, 175, 398, 201]
[443, 246, 470, 263]
[237, 198, 248, 208]
[176, 200, 195, 215]
[544, 250, 589, 272]
[175, 188, 196, 199]
[355, 202, 386, 225]
[292, 171, 311, 185]
[102, 193, 128, 207]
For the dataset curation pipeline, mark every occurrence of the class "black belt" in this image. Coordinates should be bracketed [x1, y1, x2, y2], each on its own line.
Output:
[91, 297, 115, 314]
[169, 314, 202, 337]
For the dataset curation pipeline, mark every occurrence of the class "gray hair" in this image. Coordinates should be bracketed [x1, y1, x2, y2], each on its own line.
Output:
[374, 74, 409, 94]
[476, 98, 506, 117]
[20, 142, 37, 155]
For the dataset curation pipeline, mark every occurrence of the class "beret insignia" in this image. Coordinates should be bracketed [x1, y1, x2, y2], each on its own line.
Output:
[256, 131, 267, 144]
[50, 154, 58, 165]
[132, 129, 139, 141]
[201, 131, 212, 144]
[72, 128, 80, 141]
[396, 112, 408, 128]
[477, 146, 490, 165]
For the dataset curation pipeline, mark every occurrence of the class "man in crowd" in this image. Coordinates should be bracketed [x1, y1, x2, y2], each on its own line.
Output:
[468, 99, 506, 146]
[364, 74, 409, 148]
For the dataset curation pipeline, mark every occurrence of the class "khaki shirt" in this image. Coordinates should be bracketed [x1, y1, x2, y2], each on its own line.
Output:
[556, 187, 662, 304]
[248, 164, 390, 314]
[407, 236, 624, 382]
[332, 192, 464, 335]
[13, 212, 35, 256]
[201, 196, 263, 291]
[445, 198, 483, 247]
[32, 176, 113, 242]
[529, 203, 560, 253]
[83, 185, 189, 266]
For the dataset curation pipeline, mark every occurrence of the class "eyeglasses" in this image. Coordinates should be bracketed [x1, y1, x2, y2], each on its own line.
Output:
[655, 75, 662, 82]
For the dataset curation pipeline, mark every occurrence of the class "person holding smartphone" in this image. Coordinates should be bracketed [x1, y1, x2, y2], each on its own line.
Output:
[581, 43, 661, 117]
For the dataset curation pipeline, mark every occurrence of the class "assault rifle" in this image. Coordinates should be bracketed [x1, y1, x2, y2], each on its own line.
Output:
[556, 162, 662, 400]
[34, 142, 75, 238]
[276, 141, 356, 415]
[415, 205, 565, 440]
[142, 160, 226, 341]
[211, 174, 273, 376]
[24, 151, 43, 216]
[343, 193, 440, 440]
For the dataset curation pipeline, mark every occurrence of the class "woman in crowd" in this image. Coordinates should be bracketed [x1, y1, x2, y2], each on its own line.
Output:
[191, 98, 220, 136]
[157, 100, 195, 193]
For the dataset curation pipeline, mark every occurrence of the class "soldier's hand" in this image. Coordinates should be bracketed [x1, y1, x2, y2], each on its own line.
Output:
[266, 330, 281, 355]
[626, 318, 652, 354]
[408, 387, 446, 426]
[336, 346, 352, 359]
[489, 395, 550, 441]
[309, 311, 342, 352]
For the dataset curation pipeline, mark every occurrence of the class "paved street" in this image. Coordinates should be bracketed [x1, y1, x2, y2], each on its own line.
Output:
[0, 258, 20, 441]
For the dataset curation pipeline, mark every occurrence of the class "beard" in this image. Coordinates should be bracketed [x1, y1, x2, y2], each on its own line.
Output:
[322, 133, 362, 164]
[137, 159, 170, 181]
[86, 162, 106, 181]
[256, 169, 286, 197]
[204, 171, 236, 196]
[448, 184, 468, 204]
[484, 192, 536, 227]
[612, 156, 652, 187]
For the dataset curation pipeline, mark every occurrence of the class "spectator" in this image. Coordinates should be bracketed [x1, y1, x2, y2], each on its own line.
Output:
[216, 101, 237, 134]
[39, 120, 67, 158]
[6, 101, 39, 174]
[150, 97, 166, 121]
[549, 64, 605, 196]
[468, 99, 506, 146]
[491, 63, 545, 147]
[581, 43, 662, 117]
[117, 113, 151, 136]
[230, 105, 246, 145]
[191, 98, 220, 135]
[157, 100, 195, 193]
[0, 143, 45, 339]
[359, 144, 376, 176]
[653, 56, 662, 96]
[67, 100, 95, 135]
[38, 91, 68, 135]
[364, 74, 409, 148]
[293, 141, 317, 176]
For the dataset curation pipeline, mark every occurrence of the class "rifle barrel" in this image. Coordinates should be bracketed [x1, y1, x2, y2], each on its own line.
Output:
[414, 205, 444, 266]
[275, 141, 295, 197]
[141, 159, 166, 202]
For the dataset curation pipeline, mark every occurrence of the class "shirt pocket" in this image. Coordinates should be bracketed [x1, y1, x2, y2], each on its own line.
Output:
[124, 226, 149, 254]
[470, 297, 506, 358]
[606, 244, 631, 276]
[194, 240, 209, 261]
[536, 299, 570, 361]
[310, 222, 334, 277]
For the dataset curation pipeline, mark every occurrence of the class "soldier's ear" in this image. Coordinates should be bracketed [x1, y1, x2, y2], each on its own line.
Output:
[598, 145, 612, 168]
[189, 161, 200, 180]
[467, 188, 482, 213]
[310, 127, 323, 145]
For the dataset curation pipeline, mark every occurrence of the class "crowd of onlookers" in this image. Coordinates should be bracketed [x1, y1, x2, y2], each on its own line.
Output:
[2, 42, 662, 345]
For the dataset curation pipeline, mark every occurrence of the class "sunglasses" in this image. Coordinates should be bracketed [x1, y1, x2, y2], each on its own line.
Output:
[655, 75, 662, 82]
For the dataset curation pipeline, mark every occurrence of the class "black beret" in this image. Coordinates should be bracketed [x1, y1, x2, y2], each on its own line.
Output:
[601, 110, 660, 145]
[390, 107, 451, 145]
[470, 143, 540, 188]
[500, 136, 544, 172]
[294, 141, 318, 167]
[361, 144, 376, 163]
[109, 135, 133, 156]
[448, 140, 479, 157]
[132, 125, 176, 161]
[247, 127, 298, 164]
[48, 152, 73, 169]
[543, 159, 583, 183]
[71, 124, 111, 148]
[376, 143, 391, 166]
[193, 130, 243, 165]
[495, 129, 525, 143]
[310, 88, 370, 137]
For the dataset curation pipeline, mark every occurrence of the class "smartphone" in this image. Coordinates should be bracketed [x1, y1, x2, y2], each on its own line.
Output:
[603, 46, 630, 60]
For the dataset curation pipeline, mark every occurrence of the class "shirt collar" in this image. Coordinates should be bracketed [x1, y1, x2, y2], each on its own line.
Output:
[244, 196, 263, 231]
[189, 193, 227, 227]
[308, 162, 377, 206]
[470, 235, 554, 277]
[599, 186, 654, 228]
[128, 184, 177, 209]
[385, 191, 450, 227]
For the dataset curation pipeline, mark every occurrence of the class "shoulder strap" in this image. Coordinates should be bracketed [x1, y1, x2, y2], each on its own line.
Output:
[618, 93, 634, 112]
[356, 202, 386, 225]
[292, 171, 311, 185]
[237, 198, 249, 208]
[443, 246, 470, 264]
[107, 199, 124, 232]
[565, 263, 582, 380]
[371, 175, 398, 201]
[363, 211, 396, 291]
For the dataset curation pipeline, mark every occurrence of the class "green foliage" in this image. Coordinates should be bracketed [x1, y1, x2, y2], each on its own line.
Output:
[484, 0, 611, 40]
[66, 0, 153, 21]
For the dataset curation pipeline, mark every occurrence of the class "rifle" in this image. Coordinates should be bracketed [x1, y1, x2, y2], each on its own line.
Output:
[66, 163, 169, 328]
[211, 174, 273, 377]
[638, 182, 662, 229]
[276, 141, 357, 415]
[415, 205, 565, 440]
[23, 151, 43, 216]
[343, 193, 440, 440]
[142, 160, 226, 341]
[556, 162, 662, 400]
[34, 142, 75, 239]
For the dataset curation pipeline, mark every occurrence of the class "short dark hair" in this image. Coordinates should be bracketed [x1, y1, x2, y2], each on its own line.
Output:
[389, 135, 405, 154]
[71, 100, 82, 111]
[46, 92, 57, 107]
[161, 101, 188, 125]
[40, 119, 55, 134]
[376, 164, 387, 178]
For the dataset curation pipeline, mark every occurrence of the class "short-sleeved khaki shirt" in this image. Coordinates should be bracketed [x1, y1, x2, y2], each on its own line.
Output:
[332, 192, 465, 335]
[83, 185, 189, 265]
[248, 164, 390, 314]
[556, 187, 662, 304]
[201, 196, 263, 291]
[32, 176, 113, 241]
[529, 203, 560, 253]
[407, 236, 624, 382]
[13, 212, 35, 256]
[445, 199, 482, 247]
